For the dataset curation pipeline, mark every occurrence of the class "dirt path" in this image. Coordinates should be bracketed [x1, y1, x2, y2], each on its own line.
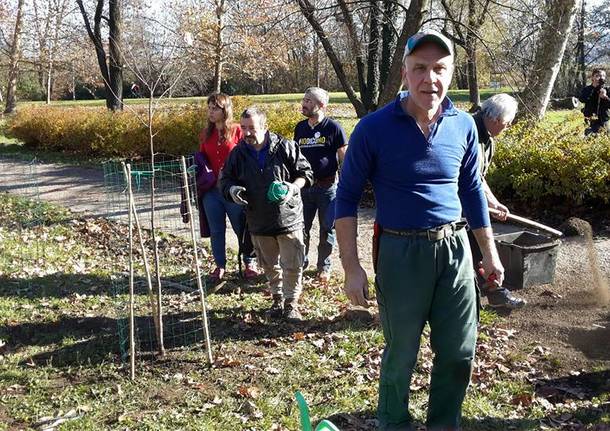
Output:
[1, 156, 609, 374]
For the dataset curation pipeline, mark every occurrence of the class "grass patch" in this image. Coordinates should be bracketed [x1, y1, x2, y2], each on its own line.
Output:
[1, 162, 607, 430]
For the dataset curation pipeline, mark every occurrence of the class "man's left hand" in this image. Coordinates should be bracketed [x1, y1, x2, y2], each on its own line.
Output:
[281, 182, 300, 202]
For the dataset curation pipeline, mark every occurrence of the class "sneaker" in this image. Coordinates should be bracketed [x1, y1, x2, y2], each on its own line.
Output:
[243, 261, 259, 280]
[283, 300, 302, 321]
[208, 267, 225, 284]
[269, 294, 284, 318]
[317, 269, 331, 284]
[487, 288, 527, 310]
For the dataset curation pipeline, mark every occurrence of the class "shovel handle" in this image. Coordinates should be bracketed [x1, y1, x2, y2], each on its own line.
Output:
[489, 208, 563, 237]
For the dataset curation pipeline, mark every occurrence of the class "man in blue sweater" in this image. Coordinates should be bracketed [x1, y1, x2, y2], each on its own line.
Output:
[335, 30, 504, 430]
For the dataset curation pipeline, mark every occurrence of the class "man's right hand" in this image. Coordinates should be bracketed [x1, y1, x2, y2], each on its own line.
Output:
[229, 186, 248, 205]
[343, 264, 372, 307]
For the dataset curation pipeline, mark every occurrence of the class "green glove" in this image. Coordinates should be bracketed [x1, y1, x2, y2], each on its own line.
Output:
[267, 181, 289, 203]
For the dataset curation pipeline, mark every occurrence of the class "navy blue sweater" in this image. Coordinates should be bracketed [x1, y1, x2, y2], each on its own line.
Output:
[336, 93, 490, 230]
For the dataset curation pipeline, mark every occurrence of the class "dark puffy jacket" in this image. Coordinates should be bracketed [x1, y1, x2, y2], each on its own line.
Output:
[220, 132, 313, 236]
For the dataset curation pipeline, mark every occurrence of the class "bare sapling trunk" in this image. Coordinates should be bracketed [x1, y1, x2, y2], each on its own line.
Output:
[124, 163, 136, 380]
[148, 96, 165, 357]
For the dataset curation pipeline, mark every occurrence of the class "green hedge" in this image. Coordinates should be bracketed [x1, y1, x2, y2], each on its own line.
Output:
[489, 111, 610, 207]
[6, 98, 302, 158]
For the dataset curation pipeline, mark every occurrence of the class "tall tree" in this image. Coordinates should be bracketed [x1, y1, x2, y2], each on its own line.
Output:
[76, 0, 124, 111]
[32, 0, 72, 103]
[4, 0, 25, 114]
[297, 0, 427, 117]
[211, 0, 225, 93]
[520, 0, 582, 119]
[440, 0, 492, 109]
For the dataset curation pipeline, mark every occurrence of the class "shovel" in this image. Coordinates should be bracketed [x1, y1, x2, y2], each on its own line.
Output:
[295, 391, 340, 431]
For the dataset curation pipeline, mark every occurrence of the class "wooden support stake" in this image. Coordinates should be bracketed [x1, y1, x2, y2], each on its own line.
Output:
[126, 163, 136, 380]
[180, 156, 213, 364]
[121, 163, 162, 351]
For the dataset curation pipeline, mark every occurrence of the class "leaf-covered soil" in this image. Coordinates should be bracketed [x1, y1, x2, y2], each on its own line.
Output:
[1, 193, 609, 431]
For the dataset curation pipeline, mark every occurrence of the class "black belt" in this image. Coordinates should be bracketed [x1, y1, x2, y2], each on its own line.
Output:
[382, 221, 467, 241]
[313, 175, 336, 187]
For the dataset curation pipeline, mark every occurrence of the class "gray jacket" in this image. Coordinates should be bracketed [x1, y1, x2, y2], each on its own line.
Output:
[220, 132, 313, 236]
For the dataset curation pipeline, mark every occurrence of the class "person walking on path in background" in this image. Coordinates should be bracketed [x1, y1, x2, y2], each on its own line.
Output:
[199, 93, 258, 284]
[578, 68, 610, 135]
[294, 87, 347, 283]
[470, 93, 526, 310]
[335, 30, 504, 430]
[220, 107, 313, 321]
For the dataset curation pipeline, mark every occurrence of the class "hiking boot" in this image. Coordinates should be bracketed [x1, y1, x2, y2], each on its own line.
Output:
[283, 300, 302, 321]
[487, 288, 526, 310]
[243, 261, 259, 280]
[269, 294, 284, 318]
[317, 268, 331, 284]
[208, 267, 225, 284]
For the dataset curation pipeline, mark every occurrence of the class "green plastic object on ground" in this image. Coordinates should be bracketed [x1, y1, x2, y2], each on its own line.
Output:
[267, 180, 288, 202]
[295, 391, 340, 431]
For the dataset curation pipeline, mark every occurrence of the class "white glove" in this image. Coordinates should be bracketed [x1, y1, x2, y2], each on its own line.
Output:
[229, 186, 248, 205]
[281, 182, 300, 203]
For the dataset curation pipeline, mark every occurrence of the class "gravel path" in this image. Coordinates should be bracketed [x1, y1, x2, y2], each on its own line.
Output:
[0, 157, 377, 273]
[1, 156, 609, 370]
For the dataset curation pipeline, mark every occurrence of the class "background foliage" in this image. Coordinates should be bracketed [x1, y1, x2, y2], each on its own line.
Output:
[489, 111, 610, 208]
[6, 98, 303, 157]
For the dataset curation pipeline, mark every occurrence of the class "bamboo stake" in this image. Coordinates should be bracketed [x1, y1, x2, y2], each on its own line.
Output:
[126, 164, 136, 380]
[121, 163, 161, 353]
[180, 156, 213, 364]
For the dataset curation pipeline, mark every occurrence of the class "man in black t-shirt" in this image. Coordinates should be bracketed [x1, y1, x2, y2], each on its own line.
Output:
[294, 87, 348, 282]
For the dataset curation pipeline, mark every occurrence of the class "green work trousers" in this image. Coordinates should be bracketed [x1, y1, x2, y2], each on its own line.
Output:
[375, 228, 478, 430]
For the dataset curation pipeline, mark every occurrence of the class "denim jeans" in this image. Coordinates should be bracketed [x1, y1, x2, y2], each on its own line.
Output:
[301, 183, 336, 272]
[202, 187, 252, 268]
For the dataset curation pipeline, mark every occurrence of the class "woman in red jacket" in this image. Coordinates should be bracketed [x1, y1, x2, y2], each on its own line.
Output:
[199, 93, 257, 282]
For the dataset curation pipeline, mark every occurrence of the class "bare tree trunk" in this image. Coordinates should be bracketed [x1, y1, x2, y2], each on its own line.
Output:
[297, 0, 366, 116]
[212, 0, 225, 94]
[46, 65, 53, 104]
[378, 0, 426, 106]
[4, 0, 25, 114]
[71, 64, 76, 100]
[379, 0, 399, 92]
[76, 0, 123, 111]
[465, 37, 480, 108]
[577, 0, 586, 87]
[313, 35, 320, 87]
[466, 0, 480, 109]
[520, 0, 582, 119]
[108, 0, 124, 111]
[366, 0, 382, 110]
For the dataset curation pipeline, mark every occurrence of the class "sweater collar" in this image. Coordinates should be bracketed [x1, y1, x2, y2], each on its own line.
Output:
[393, 91, 458, 118]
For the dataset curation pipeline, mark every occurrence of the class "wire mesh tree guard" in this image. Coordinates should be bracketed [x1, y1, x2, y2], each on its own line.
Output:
[103, 155, 213, 375]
